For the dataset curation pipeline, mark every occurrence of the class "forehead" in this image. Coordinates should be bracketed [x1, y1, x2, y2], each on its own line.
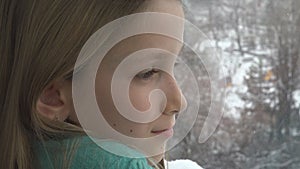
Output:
[101, 0, 184, 69]
[104, 34, 183, 66]
[137, 0, 184, 18]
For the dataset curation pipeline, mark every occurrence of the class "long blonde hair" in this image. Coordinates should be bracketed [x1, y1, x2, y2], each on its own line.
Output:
[0, 1, 152, 168]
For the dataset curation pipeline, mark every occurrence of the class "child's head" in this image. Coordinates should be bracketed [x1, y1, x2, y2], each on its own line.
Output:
[71, 0, 187, 163]
[0, 0, 185, 168]
[94, 24, 187, 164]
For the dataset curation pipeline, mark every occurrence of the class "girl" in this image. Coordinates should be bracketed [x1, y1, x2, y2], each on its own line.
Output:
[0, 0, 187, 168]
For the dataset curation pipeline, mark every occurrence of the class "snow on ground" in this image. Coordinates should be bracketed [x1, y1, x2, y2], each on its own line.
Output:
[201, 37, 276, 121]
[294, 90, 300, 119]
[294, 90, 300, 107]
[167, 159, 204, 169]
[215, 39, 273, 120]
[224, 93, 243, 120]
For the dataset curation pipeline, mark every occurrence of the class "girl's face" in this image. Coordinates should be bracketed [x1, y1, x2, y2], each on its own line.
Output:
[96, 34, 186, 138]
[94, 0, 186, 163]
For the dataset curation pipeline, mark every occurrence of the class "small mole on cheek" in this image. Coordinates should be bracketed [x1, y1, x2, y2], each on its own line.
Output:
[130, 129, 133, 133]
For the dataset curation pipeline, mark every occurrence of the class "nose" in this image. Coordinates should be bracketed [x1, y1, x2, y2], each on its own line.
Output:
[161, 73, 187, 116]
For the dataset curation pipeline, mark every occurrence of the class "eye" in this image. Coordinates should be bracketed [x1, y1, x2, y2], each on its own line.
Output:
[136, 68, 159, 80]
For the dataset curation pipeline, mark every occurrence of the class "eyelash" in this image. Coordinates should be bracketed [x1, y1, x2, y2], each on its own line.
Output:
[136, 68, 159, 80]
[135, 61, 179, 81]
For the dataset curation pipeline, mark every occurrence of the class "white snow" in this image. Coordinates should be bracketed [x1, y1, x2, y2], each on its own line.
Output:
[166, 159, 204, 169]
[293, 90, 300, 107]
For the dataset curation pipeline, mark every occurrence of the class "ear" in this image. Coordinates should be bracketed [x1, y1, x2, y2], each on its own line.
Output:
[36, 80, 74, 121]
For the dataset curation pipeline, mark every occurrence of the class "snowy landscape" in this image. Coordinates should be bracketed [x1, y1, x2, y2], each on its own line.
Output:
[168, 0, 300, 168]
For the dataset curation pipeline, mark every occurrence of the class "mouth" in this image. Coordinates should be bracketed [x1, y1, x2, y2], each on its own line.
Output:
[151, 128, 174, 137]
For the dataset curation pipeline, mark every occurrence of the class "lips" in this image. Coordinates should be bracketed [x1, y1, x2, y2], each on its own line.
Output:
[151, 129, 170, 134]
[151, 127, 174, 137]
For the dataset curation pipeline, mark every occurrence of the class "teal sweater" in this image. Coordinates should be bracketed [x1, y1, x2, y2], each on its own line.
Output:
[33, 136, 154, 169]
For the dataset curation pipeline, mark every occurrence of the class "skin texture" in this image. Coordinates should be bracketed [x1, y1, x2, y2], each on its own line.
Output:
[37, 0, 186, 165]
[94, 0, 186, 163]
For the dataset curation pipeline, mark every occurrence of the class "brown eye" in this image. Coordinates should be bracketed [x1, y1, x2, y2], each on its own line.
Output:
[136, 69, 159, 80]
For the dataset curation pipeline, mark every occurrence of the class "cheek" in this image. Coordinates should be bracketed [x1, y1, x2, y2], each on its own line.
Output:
[95, 71, 120, 126]
[129, 84, 152, 112]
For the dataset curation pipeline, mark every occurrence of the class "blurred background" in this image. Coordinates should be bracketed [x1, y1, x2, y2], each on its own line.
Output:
[169, 0, 300, 168]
